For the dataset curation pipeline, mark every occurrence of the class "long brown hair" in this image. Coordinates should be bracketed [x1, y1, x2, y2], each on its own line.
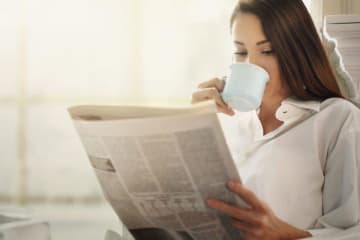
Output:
[230, 0, 343, 101]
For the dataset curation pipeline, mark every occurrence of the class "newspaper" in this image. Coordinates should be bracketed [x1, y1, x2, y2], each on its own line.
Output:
[68, 101, 244, 240]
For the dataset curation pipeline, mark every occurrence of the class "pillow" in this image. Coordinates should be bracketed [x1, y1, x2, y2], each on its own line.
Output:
[322, 30, 360, 107]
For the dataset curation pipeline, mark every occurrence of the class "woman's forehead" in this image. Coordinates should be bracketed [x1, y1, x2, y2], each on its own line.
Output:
[231, 13, 267, 44]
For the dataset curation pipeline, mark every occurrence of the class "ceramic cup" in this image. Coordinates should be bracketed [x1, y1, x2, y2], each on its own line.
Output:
[221, 63, 269, 111]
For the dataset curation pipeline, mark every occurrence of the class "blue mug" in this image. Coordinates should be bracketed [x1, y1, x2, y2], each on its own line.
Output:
[222, 63, 269, 112]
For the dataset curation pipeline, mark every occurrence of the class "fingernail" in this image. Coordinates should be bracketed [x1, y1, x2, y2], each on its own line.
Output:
[228, 180, 236, 188]
[226, 110, 234, 116]
[227, 108, 234, 115]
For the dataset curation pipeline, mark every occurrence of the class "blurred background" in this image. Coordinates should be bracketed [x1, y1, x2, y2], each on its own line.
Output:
[0, 0, 359, 239]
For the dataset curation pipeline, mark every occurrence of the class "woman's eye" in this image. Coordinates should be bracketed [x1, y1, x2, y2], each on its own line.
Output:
[262, 50, 275, 56]
[234, 51, 248, 56]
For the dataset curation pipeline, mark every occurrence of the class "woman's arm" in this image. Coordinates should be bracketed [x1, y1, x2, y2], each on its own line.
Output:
[306, 110, 360, 238]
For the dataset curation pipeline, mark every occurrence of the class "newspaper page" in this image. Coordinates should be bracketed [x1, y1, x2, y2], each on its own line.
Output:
[68, 102, 244, 240]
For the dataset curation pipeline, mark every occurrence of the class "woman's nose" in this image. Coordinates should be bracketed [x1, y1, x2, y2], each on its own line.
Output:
[244, 54, 257, 65]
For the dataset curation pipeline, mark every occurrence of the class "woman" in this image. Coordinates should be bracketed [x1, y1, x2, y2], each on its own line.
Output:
[192, 0, 360, 239]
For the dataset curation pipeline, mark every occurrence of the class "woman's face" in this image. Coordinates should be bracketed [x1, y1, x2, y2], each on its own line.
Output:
[231, 13, 290, 102]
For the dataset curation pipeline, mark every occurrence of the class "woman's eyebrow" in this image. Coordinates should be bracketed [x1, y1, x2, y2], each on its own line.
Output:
[233, 40, 270, 46]
[234, 41, 244, 45]
[256, 40, 270, 45]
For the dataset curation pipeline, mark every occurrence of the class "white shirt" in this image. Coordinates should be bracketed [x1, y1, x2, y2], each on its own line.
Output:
[233, 97, 360, 238]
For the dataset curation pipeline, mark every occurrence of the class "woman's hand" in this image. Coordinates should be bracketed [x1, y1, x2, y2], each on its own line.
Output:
[191, 77, 235, 116]
[207, 180, 312, 240]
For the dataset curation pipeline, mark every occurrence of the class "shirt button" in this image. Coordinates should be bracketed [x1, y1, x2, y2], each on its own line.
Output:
[275, 104, 307, 122]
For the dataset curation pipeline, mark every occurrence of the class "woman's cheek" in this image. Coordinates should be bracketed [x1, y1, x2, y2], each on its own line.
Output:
[259, 59, 283, 97]
[260, 58, 281, 83]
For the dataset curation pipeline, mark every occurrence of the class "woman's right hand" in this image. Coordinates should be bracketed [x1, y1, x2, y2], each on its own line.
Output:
[191, 77, 235, 116]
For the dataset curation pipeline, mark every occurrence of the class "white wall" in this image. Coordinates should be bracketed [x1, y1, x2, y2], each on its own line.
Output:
[323, 0, 360, 15]
[0, 0, 235, 206]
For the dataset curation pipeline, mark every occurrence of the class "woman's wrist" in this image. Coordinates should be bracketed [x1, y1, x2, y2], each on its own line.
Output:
[277, 217, 312, 239]
[296, 230, 312, 239]
[285, 228, 312, 239]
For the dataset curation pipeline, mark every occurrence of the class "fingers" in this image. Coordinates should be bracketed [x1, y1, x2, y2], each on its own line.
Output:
[191, 87, 224, 106]
[216, 102, 236, 116]
[231, 219, 256, 239]
[206, 199, 259, 225]
[192, 87, 234, 116]
[198, 77, 226, 92]
[227, 181, 266, 212]
[192, 77, 235, 116]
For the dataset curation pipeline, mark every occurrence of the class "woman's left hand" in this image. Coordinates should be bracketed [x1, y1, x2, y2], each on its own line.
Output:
[207, 180, 312, 240]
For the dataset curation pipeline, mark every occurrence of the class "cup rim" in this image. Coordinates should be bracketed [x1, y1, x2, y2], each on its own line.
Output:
[230, 62, 269, 80]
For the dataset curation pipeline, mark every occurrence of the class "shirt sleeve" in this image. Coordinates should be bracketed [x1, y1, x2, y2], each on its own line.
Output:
[305, 110, 360, 239]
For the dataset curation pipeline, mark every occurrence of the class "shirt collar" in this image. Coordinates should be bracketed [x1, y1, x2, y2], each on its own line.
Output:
[274, 97, 320, 123]
[249, 97, 321, 141]
[281, 97, 321, 112]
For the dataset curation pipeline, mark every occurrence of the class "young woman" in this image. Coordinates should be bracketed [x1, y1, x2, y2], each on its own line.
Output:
[192, 0, 360, 239]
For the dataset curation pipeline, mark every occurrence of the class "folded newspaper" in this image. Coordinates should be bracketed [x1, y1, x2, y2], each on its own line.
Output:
[68, 101, 244, 240]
